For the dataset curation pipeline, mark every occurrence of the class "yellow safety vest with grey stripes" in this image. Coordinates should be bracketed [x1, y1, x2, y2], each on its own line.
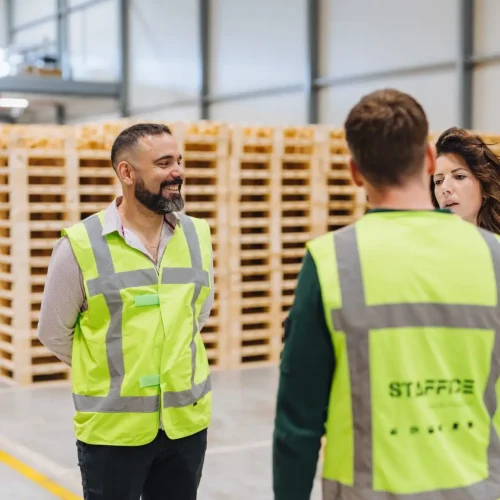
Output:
[62, 210, 213, 446]
[307, 210, 500, 499]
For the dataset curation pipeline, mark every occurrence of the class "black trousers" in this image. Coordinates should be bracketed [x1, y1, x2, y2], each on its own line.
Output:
[77, 429, 207, 500]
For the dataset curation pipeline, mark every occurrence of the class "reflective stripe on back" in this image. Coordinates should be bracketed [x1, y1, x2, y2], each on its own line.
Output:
[323, 477, 499, 500]
[73, 213, 211, 413]
[328, 224, 500, 496]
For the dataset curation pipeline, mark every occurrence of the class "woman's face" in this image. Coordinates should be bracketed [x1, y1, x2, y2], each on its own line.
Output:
[433, 153, 483, 224]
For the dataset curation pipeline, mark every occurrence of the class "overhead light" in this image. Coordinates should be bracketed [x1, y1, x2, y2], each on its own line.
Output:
[0, 98, 29, 108]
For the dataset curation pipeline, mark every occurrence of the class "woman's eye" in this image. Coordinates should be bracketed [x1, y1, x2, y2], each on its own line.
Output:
[435, 179, 443, 185]
[455, 174, 466, 180]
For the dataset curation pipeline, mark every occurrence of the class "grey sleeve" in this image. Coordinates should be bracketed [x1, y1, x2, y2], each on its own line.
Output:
[37, 237, 86, 366]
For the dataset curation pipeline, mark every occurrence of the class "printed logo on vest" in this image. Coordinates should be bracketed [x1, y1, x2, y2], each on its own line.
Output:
[389, 379, 474, 398]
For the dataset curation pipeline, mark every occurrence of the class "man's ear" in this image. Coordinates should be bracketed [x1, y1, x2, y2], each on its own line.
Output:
[116, 161, 135, 186]
[425, 142, 437, 177]
[348, 157, 364, 187]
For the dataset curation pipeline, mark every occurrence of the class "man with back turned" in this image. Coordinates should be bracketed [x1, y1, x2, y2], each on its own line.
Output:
[273, 89, 500, 499]
[38, 123, 214, 499]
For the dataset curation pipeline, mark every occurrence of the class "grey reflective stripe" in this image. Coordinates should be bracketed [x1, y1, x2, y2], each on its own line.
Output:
[164, 374, 211, 408]
[73, 394, 159, 413]
[162, 267, 209, 287]
[330, 224, 500, 496]
[177, 212, 203, 269]
[322, 476, 500, 500]
[88, 268, 158, 297]
[84, 215, 126, 400]
[74, 213, 211, 413]
[163, 212, 210, 409]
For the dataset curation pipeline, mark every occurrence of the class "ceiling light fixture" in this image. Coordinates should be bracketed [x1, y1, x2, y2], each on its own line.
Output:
[0, 98, 29, 108]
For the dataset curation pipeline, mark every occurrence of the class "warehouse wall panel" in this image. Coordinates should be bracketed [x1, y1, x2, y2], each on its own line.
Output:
[13, 0, 56, 27]
[318, 70, 458, 133]
[69, 0, 94, 6]
[18, 105, 58, 124]
[210, 92, 306, 125]
[474, 0, 500, 55]
[210, 0, 306, 95]
[135, 105, 201, 123]
[472, 65, 500, 132]
[68, 0, 118, 81]
[13, 21, 57, 49]
[129, 0, 199, 112]
[319, 0, 458, 79]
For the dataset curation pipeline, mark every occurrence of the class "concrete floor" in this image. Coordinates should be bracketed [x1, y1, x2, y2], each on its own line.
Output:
[0, 367, 322, 499]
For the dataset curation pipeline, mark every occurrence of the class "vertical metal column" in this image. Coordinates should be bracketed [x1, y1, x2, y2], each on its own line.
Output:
[5, 0, 14, 45]
[57, 0, 70, 80]
[118, 0, 130, 117]
[458, 0, 474, 129]
[306, 0, 320, 123]
[56, 104, 66, 125]
[56, 0, 69, 123]
[199, 0, 210, 120]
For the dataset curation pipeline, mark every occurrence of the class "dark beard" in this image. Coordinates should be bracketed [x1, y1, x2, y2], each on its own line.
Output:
[134, 177, 184, 214]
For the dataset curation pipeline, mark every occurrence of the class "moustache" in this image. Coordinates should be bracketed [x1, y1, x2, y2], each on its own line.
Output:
[160, 179, 182, 190]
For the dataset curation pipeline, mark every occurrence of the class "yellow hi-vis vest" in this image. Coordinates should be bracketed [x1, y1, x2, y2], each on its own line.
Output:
[306, 211, 500, 499]
[62, 210, 213, 446]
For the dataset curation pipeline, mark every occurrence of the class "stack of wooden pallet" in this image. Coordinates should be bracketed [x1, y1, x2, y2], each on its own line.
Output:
[169, 122, 231, 369]
[0, 125, 78, 385]
[74, 123, 123, 220]
[227, 126, 283, 368]
[0, 121, 370, 385]
[327, 129, 367, 231]
[225, 125, 365, 369]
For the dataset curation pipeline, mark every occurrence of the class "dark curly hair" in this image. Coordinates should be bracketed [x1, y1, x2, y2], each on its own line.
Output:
[431, 127, 500, 234]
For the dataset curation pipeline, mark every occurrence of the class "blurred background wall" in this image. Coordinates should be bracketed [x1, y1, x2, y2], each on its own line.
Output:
[0, 0, 498, 133]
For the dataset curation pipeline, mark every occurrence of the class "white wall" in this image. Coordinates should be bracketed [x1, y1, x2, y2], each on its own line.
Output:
[319, 0, 459, 132]
[134, 105, 200, 123]
[13, 0, 56, 27]
[210, 0, 305, 95]
[210, 93, 306, 125]
[68, 0, 118, 82]
[472, 0, 500, 130]
[320, 0, 457, 79]
[319, 71, 458, 133]
[129, 0, 199, 113]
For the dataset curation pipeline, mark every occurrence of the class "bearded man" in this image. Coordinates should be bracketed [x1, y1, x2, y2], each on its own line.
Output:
[38, 123, 214, 500]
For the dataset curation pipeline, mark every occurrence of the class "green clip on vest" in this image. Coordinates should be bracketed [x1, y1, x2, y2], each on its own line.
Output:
[62, 210, 213, 446]
[307, 211, 500, 499]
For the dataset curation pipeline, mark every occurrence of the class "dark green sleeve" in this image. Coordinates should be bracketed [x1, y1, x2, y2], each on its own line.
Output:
[272, 249, 335, 500]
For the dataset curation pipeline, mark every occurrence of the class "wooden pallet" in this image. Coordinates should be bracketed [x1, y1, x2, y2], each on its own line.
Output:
[76, 150, 119, 219]
[0, 149, 12, 382]
[227, 126, 283, 368]
[0, 148, 78, 385]
[27, 151, 76, 383]
[169, 122, 230, 369]
[74, 120, 138, 152]
[280, 127, 329, 322]
[327, 129, 367, 231]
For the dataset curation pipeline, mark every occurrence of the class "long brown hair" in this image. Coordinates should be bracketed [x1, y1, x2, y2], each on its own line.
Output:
[430, 127, 500, 234]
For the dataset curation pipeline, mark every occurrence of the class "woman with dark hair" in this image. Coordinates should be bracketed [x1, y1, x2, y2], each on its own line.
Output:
[431, 127, 500, 233]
